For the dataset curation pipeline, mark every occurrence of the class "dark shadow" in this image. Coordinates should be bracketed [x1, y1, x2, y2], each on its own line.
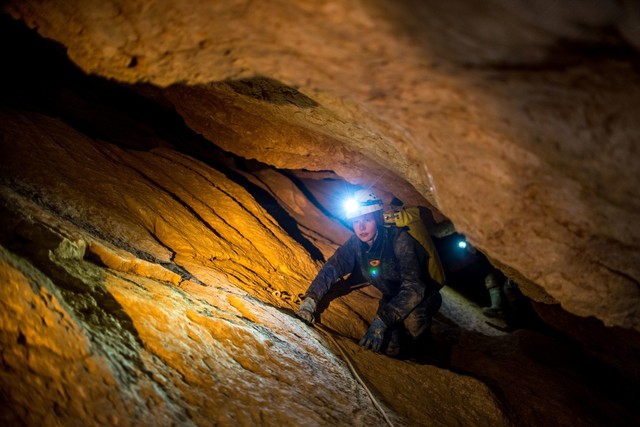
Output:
[364, 1, 640, 68]
[280, 170, 346, 225]
[434, 233, 492, 305]
[225, 77, 319, 108]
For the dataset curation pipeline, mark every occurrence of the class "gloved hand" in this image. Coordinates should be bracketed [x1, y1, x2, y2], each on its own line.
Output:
[359, 316, 387, 352]
[296, 297, 317, 324]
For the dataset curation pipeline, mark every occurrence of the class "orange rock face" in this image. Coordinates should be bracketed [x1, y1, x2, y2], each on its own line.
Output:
[4, 0, 638, 330]
[1, 1, 640, 426]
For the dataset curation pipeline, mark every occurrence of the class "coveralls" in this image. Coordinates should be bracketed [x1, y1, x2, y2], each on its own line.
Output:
[305, 225, 442, 347]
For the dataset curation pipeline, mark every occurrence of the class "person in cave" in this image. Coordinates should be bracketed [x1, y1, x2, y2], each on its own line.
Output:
[483, 268, 510, 320]
[483, 268, 529, 329]
[296, 189, 443, 361]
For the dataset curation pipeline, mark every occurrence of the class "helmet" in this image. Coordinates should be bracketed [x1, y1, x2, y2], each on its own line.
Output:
[344, 189, 383, 219]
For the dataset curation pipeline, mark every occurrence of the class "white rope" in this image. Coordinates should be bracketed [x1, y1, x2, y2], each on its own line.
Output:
[271, 291, 395, 426]
[313, 323, 396, 427]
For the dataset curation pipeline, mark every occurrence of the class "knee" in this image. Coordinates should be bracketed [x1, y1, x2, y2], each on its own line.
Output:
[404, 293, 441, 337]
[404, 316, 428, 338]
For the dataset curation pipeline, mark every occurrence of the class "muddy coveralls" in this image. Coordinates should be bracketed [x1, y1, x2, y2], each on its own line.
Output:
[305, 225, 442, 355]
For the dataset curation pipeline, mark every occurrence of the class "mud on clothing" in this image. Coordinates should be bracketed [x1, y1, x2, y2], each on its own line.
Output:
[306, 226, 442, 335]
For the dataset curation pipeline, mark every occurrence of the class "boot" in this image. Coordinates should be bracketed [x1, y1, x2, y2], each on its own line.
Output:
[482, 287, 504, 319]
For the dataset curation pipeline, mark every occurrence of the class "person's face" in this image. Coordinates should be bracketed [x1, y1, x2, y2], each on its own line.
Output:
[352, 212, 378, 246]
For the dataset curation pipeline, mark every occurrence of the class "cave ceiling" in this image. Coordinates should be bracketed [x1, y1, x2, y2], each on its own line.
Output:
[3, 0, 640, 332]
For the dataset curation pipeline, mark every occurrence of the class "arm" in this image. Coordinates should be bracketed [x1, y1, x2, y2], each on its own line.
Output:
[304, 236, 358, 303]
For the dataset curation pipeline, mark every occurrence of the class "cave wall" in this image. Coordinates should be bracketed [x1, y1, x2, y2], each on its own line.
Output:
[2, 83, 635, 427]
[0, 102, 510, 427]
[0, 110, 387, 426]
[1, 4, 640, 425]
[4, 0, 638, 331]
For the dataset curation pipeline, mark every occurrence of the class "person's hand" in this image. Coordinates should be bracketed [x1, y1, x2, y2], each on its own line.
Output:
[359, 316, 387, 352]
[296, 297, 317, 324]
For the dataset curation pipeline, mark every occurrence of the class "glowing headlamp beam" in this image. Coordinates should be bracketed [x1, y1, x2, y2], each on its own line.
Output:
[344, 198, 359, 214]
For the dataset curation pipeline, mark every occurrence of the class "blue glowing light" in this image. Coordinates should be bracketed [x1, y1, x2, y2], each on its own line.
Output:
[458, 240, 467, 249]
[344, 197, 359, 214]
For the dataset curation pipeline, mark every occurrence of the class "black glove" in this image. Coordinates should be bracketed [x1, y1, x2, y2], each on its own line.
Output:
[359, 316, 387, 352]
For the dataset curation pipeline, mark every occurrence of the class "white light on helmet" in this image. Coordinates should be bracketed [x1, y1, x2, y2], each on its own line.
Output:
[344, 197, 359, 214]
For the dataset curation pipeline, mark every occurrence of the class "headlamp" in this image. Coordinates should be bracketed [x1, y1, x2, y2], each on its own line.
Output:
[344, 197, 382, 213]
[342, 190, 383, 219]
[344, 197, 360, 215]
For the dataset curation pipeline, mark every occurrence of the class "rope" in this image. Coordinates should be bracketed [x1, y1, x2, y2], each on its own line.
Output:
[269, 289, 395, 426]
[312, 322, 396, 427]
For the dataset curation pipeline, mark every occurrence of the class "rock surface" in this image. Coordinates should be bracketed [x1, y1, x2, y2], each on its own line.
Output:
[1, 3, 640, 426]
[0, 107, 510, 426]
[4, 0, 639, 330]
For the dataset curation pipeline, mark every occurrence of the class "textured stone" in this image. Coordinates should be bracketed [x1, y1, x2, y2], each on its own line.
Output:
[4, 0, 638, 330]
[1, 3, 640, 425]
[0, 109, 515, 426]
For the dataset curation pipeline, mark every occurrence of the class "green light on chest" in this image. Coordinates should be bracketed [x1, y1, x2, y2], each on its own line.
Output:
[369, 259, 381, 277]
